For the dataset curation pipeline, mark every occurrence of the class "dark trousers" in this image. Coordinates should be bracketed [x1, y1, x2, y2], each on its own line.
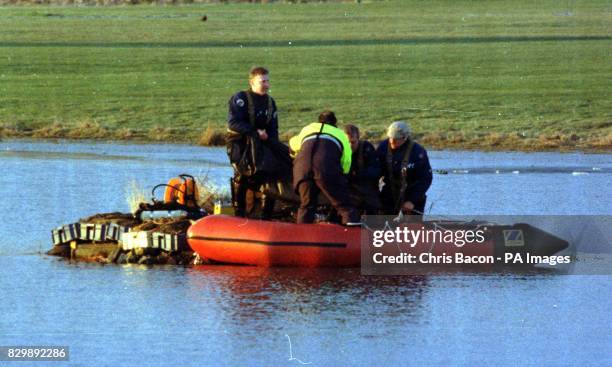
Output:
[296, 178, 359, 224]
[232, 174, 275, 219]
[349, 183, 382, 215]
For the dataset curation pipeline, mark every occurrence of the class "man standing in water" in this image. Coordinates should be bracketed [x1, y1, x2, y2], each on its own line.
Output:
[377, 121, 432, 217]
[225, 66, 279, 218]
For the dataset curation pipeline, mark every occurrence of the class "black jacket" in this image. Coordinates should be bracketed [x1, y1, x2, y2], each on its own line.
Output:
[349, 140, 380, 185]
[226, 90, 289, 178]
[227, 90, 278, 140]
[376, 139, 432, 210]
[349, 140, 382, 212]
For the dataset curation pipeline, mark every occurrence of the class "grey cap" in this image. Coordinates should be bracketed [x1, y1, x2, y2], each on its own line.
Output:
[387, 121, 411, 139]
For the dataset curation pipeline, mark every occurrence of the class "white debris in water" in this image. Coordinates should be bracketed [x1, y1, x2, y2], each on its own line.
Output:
[592, 167, 602, 171]
[512, 170, 520, 174]
[572, 172, 588, 176]
[495, 170, 500, 174]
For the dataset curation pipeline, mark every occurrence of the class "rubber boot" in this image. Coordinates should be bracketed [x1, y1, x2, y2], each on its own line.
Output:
[260, 196, 275, 220]
[232, 176, 247, 217]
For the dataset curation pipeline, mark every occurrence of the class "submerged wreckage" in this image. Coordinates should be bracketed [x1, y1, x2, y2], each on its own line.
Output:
[48, 175, 205, 265]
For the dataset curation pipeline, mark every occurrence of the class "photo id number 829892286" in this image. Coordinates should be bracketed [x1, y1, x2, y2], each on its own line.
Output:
[0, 346, 69, 361]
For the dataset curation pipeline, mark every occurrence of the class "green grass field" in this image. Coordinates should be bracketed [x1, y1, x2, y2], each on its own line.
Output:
[0, 1, 610, 150]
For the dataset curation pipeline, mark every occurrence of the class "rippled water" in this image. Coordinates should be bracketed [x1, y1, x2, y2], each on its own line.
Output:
[0, 140, 610, 366]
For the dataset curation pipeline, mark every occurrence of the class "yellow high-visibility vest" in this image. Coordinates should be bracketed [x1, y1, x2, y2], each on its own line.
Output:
[289, 122, 352, 174]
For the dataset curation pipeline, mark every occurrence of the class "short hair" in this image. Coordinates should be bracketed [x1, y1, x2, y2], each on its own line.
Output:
[343, 124, 360, 138]
[249, 66, 269, 79]
[318, 110, 337, 126]
[387, 121, 411, 139]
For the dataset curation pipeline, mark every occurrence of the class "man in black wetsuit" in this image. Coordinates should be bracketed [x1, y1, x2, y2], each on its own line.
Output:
[343, 124, 381, 215]
[225, 66, 280, 218]
[376, 121, 433, 218]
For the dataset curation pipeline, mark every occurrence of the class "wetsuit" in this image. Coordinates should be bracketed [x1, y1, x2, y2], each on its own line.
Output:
[348, 140, 382, 214]
[376, 139, 432, 215]
[226, 89, 278, 218]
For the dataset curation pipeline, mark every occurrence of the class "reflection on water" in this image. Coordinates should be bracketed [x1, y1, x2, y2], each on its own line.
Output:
[186, 266, 428, 326]
[0, 140, 610, 366]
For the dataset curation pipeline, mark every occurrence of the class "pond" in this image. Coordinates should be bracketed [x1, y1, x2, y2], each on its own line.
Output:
[0, 139, 610, 366]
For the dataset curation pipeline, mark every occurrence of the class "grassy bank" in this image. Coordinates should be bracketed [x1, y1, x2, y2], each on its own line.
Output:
[0, 1, 610, 151]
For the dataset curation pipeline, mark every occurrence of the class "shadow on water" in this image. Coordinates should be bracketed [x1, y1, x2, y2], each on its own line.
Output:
[1, 35, 609, 49]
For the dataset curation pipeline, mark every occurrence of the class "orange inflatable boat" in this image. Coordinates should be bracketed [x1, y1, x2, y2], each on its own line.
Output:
[187, 215, 570, 268]
[187, 215, 361, 267]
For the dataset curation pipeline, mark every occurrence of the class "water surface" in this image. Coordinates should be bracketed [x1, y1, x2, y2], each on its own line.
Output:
[0, 140, 610, 366]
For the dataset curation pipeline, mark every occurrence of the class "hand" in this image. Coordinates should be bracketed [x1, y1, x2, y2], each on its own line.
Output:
[257, 129, 268, 141]
[401, 201, 415, 214]
[378, 177, 385, 192]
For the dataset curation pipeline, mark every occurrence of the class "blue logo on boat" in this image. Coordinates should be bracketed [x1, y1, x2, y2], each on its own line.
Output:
[503, 229, 525, 247]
